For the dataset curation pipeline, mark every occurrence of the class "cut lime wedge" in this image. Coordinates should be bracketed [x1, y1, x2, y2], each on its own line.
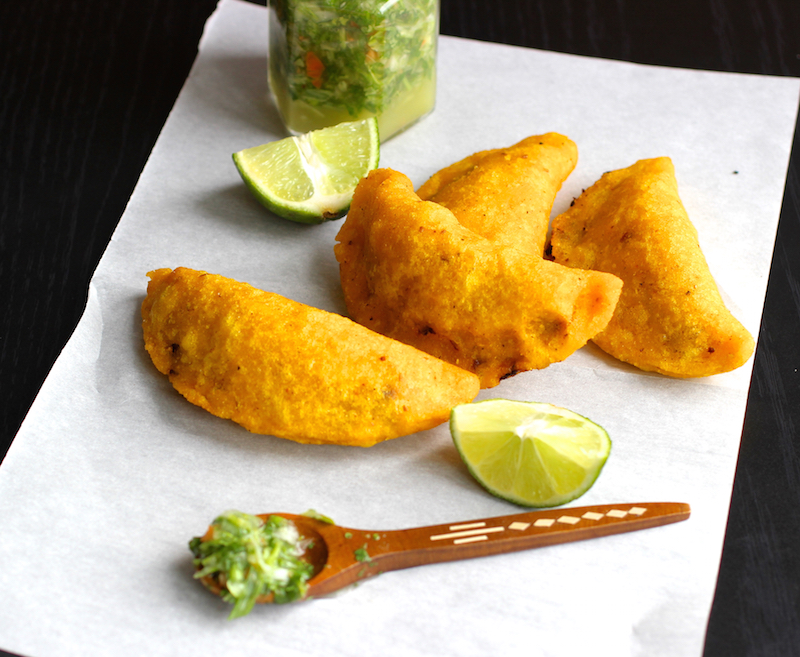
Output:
[233, 117, 380, 224]
[450, 399, 611, 508]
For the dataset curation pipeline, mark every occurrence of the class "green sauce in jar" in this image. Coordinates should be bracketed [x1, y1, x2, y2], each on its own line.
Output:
[268, 0, 439, 140]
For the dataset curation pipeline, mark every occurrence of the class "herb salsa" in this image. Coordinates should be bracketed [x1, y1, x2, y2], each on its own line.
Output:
[189, 511, 314, 618]
[268, 0, 439, 140]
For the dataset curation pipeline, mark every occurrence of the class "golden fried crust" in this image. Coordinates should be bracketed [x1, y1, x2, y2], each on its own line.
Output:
[550, 157, 755, 377]
[141, 267, 480, 446]
[335, 169, 622, 388]
[417, 133, 578, 257]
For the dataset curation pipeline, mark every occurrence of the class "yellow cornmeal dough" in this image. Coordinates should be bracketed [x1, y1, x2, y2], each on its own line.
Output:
[550, 157, 754, 378]
[142, 267, 479, 446]
[335, 169, 622, 389]
[417, 133, 577, 257]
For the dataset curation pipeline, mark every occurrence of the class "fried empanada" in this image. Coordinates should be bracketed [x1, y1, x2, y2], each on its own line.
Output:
[550, 157, 755, 377]
[417, 133, 577, 256]
[142, 267, 480, 446]
[335, 169, 622, 388]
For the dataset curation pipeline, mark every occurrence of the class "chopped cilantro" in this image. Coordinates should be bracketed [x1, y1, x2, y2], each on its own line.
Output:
[189, 511, 314, 619]
[302, 509, 335, 524]
[269, 0, 438, 118]
[354, 544, 372, 563]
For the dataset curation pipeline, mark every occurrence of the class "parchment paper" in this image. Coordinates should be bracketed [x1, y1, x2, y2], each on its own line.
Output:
[1, 1, 798, 655]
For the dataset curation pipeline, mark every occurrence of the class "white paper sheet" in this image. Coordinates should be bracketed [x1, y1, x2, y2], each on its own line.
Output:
[1, 1, 798, 655]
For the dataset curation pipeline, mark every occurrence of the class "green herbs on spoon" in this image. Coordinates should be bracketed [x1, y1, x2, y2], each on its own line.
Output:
[189, 510, 314, 619]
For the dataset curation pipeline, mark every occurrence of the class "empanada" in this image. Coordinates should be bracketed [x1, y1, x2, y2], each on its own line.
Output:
[418, 133, 577, 256]
[550, 157, 754, 377]
[335, 169, 622, 388]
[142, 267, 480, 445]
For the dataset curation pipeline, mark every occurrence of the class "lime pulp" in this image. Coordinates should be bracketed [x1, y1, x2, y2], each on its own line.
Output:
[450, 399, 611, 508]
[232, 117, 380, 224]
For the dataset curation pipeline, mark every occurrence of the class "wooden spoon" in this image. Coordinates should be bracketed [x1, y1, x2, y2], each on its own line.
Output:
[205, 502, 689, 601]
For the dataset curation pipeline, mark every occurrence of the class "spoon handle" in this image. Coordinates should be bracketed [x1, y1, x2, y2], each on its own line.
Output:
[309, 502, 689, 596]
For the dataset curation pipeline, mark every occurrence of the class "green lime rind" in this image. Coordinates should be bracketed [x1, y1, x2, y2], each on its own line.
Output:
[232, 117, 380, 225]
[450, 399, 611, 508]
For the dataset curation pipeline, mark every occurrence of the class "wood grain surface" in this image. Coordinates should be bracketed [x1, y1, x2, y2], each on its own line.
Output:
[1, 0, 799, 655]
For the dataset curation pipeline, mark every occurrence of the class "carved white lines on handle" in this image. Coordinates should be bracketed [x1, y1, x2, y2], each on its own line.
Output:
[449, 522, 486, 531]
[427, 506, 651, 545]
[431, 522, 505, 545]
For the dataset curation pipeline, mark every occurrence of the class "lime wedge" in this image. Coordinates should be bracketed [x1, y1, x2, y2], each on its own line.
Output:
[450, 399, 611, 508]
[233, 117, 380, 224]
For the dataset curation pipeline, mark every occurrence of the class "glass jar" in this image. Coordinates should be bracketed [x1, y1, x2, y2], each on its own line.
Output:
[268, 0, 439, 140]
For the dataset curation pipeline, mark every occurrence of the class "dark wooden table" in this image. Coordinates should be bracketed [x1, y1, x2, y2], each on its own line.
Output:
[2, 1, 799, 654]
